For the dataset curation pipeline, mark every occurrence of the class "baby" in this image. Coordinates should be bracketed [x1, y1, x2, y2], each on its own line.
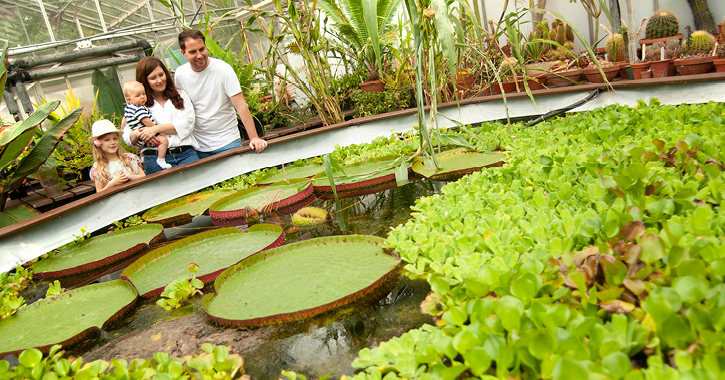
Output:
[123, 80, 172, 169]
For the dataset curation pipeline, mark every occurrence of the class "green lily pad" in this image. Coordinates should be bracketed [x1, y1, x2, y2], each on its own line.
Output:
[312, 157, 407, 199]
[209, 180, 313, 226]
[122, 224, 285, 297]
[0, 205, 38, 229]
[30, 224, 166, 279]
[0, 280, 137, 358]
[142, 189, 236, 227]
[412, 148, 506, 181]
[202, 235, 401, 327]
[258, 164, 324, 186]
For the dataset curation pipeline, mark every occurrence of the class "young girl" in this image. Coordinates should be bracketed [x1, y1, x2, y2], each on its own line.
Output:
[90, 119, 146, 192]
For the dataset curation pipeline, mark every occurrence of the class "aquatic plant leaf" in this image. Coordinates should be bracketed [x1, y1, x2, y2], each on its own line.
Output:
[30, 224, 165, 279]
[412, 148, 505, 181]
[313, 156, 406, 199]
[0, 280, 137, 358]
[258, 164, 324, 185]
[0, 205, 38, 228]
[209, 180, 313, 226]
[202, 235, 401, 327]
[142, 189, 236, 227]
[122, 224, 284, 297]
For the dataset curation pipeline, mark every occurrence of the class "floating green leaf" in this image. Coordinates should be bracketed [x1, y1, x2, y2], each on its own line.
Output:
[209, 180, 313, 225]
[412, 148, 505, 181]
[122, 224, 284, 297]
[203, 235, 400, 327]
[312, 156, 406, 199]
[0, 280, 137, 357]
[142, 189, 235, 227]
[258, 164, 324, 185]
[30, 224, 165, 279]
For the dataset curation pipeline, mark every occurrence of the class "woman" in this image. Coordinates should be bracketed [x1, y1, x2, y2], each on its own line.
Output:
[122, 57, 200, 174]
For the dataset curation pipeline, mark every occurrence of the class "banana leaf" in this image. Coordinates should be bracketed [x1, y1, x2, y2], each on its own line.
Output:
[0, 101, 61, 172]
[3, 106, 82, 193]
[202, 235, 401, 327]
[0, 42, 7, 99]
[0, 205, 39, 229]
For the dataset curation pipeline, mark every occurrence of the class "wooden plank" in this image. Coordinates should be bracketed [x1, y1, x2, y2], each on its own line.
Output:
[19, 192, 53, 209]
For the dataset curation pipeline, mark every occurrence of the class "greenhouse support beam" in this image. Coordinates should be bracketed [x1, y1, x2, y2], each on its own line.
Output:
[14, 55, 144, 82]
[2, 89, 20, 121]
[9, 40, 152, 69]
[13, 79, 34, 115]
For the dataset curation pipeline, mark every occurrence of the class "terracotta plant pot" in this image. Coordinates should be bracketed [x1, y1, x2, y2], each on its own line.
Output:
[546, 69, 581, 87]
[618, 62, 630, 79]
[455, 74, 476, 93]
[629, 62, 650, 80]
[668, 60, 677, 76]
[525, 73, 547, 90]
[359, 80, 385, 92]
[638, 34, 684, 50]
[648, 59, 670, 78]
[640, 70, 652, 79]
[582, 65, 619, 83]
[719, 23, 724, 42]
[493, 80, 520, 94]
[714, 58, 725, 73]
[674, 56, 715, 75]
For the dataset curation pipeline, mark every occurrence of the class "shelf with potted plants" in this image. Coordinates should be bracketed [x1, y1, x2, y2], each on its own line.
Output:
[643, 38, 681, 78]
[674, 30, 717, 75]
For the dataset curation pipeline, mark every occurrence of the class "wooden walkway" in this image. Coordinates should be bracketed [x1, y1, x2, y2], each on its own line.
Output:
[1, 71, 724, 273]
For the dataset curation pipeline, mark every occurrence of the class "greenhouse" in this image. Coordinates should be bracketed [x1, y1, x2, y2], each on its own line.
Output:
[1, 0, 725, 379]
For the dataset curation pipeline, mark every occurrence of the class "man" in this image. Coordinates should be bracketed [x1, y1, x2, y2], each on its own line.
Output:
[175, 29, 267, 158]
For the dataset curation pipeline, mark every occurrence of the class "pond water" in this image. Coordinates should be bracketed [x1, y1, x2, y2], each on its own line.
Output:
[17, 179, 444, 379]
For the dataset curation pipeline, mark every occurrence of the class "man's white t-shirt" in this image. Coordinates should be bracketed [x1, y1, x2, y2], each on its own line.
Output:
[175, 58, 242, 152]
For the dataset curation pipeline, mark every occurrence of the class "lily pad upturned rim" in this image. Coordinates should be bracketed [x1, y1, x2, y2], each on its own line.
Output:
[209, 180, 314, 225]
[312, 156, 409, 197]
[201, 235, 402, 327]
[142, 189, 236, 227]
[31, 224, 166, 279]
[257, 164, 325, 186]
[412, 148, 506, 181]
[0, 280, 138, 358]
[121, 224, 285, 297]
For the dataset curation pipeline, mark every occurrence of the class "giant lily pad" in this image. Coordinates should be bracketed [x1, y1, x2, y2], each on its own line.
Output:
[202, 235, 401, 327]
[142, 189, 236, 227]
[209, 180, 313, 226]
[0, 280, 137, 358]
[258, 164, 324, 186]
[312, 157, 408, 199]
[412, 148, 505, 181]
[122, 224, 285, 297]
[31, 224, 166, 279]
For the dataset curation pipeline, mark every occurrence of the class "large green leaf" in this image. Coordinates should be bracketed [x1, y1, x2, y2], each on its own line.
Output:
[312, 156, 407, 198]
[209, 180, 313, 225]
[142, 189, 236, 227]
[3, 106, 82, 192]
[202, 235, 401, 327]
[258, 164, 324, 185]
[0, 101, 60, 171]
[0, 42, 7, 102]
[30, 224, 165, 279]
[412, 148, 506, 181]
[122, 224, 284, 297]
[0, 280, 137, 357]
[0, 205, 39, 229]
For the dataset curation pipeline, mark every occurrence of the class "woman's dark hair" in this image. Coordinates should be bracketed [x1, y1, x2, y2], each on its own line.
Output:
[135, 57, 184, 110]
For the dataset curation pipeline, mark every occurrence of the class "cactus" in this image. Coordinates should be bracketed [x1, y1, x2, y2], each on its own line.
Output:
[606, 34, 627, 62]
[645, 10, 680, 40]
[565, 24, 574, 42]
[645, 42, 664, 61]
[665, 38, 683, 58]
[687, 30, 716, 55]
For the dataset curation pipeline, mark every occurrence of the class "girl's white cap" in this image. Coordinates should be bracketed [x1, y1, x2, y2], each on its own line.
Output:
[89, 119, 121, 142]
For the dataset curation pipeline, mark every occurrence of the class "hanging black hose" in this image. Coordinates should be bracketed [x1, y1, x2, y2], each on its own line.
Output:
[525, 88, 602, 127]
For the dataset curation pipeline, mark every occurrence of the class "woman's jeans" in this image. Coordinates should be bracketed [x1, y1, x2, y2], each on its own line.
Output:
[142, 147, 199, 174]
[196, 139, 243, 159]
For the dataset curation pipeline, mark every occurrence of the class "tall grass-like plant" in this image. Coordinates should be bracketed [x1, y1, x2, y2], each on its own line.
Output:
[245, 0, 345, 126]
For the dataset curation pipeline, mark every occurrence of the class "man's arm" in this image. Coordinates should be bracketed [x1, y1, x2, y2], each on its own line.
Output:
[229, 92, 267, 153]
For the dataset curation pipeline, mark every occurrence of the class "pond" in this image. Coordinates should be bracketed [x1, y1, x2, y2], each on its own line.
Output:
[16, 179, 445, 379]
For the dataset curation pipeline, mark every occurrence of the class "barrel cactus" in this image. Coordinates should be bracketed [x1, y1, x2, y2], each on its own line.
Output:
[645, 10, 680, 40]
[606, 34, 627, 62]
[687, 30, 716, 55]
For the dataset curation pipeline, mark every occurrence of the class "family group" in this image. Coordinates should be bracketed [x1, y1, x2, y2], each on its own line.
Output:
[89, 29, 269, 193]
